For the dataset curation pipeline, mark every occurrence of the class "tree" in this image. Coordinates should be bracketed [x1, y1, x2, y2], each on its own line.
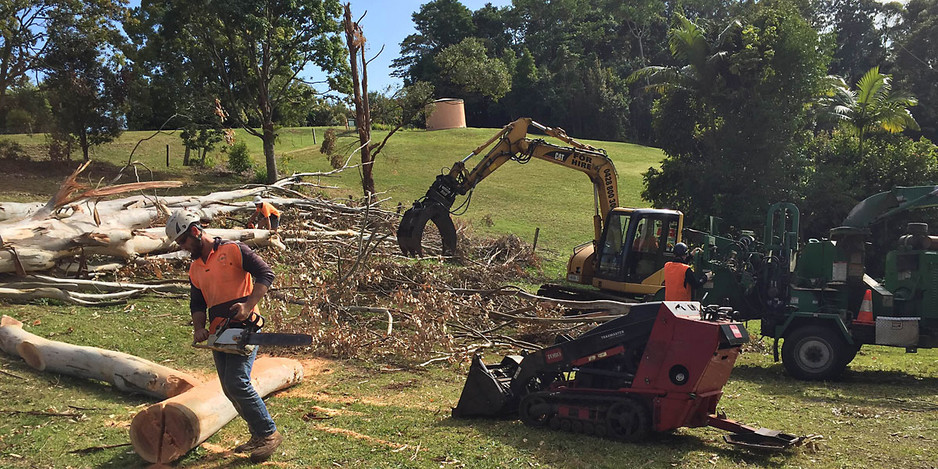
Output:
[1, 81, 51, 134]
[823, 66, 919, 159]
[0, 0, 53, 115]
[42, 1, 127, 161]
[435, 37, 511, 101]
[818, 0, 888, 85]
[133, 0, 349, 184]
[343, 4, 435, 197]
[632, 4, 830, 229]
[892, 0, 938, 141]
[392, 0, 476, 85]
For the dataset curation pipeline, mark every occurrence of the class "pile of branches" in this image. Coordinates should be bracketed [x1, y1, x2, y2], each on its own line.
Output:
[252, 203, 583, 365]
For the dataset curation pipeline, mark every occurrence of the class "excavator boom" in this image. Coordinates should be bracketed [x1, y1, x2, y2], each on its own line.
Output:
[397, 118, 619, 256]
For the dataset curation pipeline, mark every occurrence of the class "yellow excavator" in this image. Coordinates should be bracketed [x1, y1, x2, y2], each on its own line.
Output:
[397, 118, 684, 300]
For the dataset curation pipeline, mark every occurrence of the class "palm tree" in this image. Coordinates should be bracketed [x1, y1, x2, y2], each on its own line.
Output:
[626, 14, 741, 94]
[824, 67, 919, 158]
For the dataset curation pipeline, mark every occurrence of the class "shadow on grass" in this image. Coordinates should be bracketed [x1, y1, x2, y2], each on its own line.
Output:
[0, 156, 237, 200]
[730, 362, 938, 409]
[97, 446, 259, 469]
[436, 412, 795, 467]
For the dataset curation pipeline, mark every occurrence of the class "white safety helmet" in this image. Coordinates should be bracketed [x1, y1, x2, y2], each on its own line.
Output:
[165, 210, 201, 241]
[253, 195, 263, 204]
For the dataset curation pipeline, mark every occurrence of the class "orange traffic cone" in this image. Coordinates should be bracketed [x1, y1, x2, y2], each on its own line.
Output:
[855, 289, 874, 325]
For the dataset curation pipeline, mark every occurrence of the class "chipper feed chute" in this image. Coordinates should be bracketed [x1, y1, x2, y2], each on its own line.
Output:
[452, 301, 802, 450]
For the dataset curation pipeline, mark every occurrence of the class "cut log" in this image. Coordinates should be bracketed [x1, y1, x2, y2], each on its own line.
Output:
[0, 315, 201, 399]
[129, 357, 303, 464]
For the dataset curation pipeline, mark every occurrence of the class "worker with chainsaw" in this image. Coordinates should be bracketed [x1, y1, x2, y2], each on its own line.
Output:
[166, 210, 282, 462]
[247, 196, 280, 230]
[664, 242, 712, 301]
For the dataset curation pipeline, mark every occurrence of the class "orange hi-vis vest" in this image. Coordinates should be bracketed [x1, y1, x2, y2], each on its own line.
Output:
[256, 202, 280, 218]
[189, 242, 256, 332]
[664, 261, 693, 301]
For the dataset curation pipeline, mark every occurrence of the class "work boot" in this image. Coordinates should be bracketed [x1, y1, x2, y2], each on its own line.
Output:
[233, 435, 264, 453]
[249, 430, 283, 463]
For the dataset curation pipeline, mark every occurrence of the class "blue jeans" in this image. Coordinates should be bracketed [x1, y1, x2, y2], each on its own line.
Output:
[213, 348, 277, 438]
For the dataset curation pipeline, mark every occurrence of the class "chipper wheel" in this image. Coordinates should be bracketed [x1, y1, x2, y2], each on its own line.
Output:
[606, 398, 651, 442]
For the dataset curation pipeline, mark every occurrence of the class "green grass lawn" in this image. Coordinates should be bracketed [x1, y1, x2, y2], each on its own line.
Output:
[1, 304, 936, 468]
[2, 127, 937, 468]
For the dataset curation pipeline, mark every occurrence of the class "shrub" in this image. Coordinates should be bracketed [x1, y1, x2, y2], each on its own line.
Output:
[227, 141, 253, 173]
[0, 140, 27, 160]
[320, 128, 337, 155]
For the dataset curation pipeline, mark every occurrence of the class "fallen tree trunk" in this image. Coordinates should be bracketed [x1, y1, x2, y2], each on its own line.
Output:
[0, 315, 202, 399]
[0, 286, 137, 306]
[129, 357, 304, 464]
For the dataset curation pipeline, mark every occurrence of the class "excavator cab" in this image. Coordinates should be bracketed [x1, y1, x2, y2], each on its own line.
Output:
[586, 208, 684, 298]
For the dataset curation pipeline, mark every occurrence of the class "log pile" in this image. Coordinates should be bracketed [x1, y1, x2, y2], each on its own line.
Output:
[0, 163, 403, 304]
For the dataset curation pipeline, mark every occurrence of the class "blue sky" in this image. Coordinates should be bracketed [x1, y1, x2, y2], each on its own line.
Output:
[326, 0, 513, 92]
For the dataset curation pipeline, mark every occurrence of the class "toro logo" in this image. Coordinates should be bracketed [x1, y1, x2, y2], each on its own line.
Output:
[729, 325, 743, 339]
[545, 348, 564, 364]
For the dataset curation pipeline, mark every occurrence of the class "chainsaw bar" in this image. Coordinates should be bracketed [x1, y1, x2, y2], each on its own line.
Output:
[243, 332, 312, 346]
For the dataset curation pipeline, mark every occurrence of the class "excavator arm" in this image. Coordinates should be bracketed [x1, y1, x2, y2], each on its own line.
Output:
[397, 118, 619, 256]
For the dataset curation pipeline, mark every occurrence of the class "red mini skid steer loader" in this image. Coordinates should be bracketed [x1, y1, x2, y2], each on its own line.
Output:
[452, 301, 802, 450]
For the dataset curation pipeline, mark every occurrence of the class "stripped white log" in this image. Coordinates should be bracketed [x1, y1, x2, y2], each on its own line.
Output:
[0, 315, 202, 398]
[0, 287, 135, 306]
[130, 357, 304, 463]
[0, 201, 45, 222]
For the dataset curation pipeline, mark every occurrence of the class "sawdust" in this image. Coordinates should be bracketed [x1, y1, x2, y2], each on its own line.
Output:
[308, 404, 363, 416]
[281, 389, 445, 412]
[102, 419, 129, 428]
[312, 424, 408, 450]
[294, 357, 334, 376]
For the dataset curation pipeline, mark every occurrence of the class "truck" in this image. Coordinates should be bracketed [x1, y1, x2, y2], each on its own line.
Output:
[694, 186, 938, 380]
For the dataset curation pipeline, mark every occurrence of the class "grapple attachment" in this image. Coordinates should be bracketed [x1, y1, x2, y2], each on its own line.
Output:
[397, 174, 460, 256]
[451, 355, 522, 418]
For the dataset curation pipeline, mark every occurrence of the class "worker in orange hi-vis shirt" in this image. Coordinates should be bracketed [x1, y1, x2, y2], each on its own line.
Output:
[247, 196, 281, 230]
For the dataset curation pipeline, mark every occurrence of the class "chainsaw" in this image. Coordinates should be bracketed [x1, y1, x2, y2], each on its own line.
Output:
[193, 317, 312, 355]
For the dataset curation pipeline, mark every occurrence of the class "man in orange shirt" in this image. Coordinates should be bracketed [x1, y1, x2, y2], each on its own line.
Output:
[247, 196, 281, 230]
[166, 210, 282, 462]
[664, 242, 712, 301]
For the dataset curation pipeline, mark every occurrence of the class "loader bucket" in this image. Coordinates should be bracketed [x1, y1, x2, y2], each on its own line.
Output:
[452, 355, 522, 418]
[397, 200, 457, 256]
